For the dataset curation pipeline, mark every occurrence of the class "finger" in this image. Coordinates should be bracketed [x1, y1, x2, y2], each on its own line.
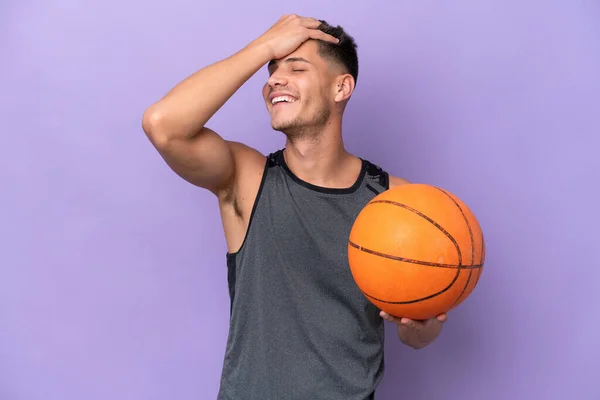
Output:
[307, 29, 340, 44]
[379, 311, 399, 323]
[436, 313, 448, 323]
[381, 312, 411, 326]
[398, 317, 419, 328]
[298, 17, 322, 28]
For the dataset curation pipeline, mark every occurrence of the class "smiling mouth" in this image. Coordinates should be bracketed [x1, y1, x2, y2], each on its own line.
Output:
[271, 95, 298, 106]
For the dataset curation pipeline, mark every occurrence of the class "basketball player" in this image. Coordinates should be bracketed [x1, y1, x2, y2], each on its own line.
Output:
[142, 15, 447, 400]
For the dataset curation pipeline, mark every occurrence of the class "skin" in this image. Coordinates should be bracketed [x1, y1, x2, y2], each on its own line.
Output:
[142, 14, 446, 350]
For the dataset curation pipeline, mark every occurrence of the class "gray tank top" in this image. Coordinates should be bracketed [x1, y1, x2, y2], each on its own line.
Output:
[218, 149, 390, 400]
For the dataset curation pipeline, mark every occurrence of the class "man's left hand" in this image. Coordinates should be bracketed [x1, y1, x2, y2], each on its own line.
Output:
[380, 311, 447, 349]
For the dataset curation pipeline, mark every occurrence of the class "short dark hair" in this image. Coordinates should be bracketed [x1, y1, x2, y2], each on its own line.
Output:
[316, 20, 359, 85]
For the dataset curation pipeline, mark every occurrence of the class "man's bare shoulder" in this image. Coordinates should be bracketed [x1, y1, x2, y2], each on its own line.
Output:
[389, 175, 411, 189]
[227, 140, 268, 179]
[227, 141, 265, 163]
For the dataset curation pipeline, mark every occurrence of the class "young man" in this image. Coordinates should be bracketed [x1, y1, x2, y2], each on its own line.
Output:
[142, 15, 447, 400]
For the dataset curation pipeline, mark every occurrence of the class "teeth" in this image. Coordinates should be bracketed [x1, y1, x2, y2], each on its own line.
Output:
[272, 95, 297, 105]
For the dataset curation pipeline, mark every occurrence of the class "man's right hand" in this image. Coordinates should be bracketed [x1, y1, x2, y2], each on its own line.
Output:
[251, 15, 340, 61]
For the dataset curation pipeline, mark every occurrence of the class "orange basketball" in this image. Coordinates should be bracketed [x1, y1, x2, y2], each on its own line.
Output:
[348, 183, 485, 320]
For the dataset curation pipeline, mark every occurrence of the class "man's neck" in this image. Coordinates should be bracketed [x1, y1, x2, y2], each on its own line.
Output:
[282, 128, 362, 189]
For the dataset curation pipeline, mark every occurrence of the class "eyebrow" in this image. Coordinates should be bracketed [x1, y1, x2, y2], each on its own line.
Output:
[267, 57, 312, 70]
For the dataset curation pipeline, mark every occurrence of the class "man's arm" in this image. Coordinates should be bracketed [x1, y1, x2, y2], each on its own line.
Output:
[141, 43, 272, 199]
[141, 15, 340, 202]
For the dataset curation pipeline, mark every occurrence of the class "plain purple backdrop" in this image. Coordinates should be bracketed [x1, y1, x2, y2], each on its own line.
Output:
[2, 0, 599, 399]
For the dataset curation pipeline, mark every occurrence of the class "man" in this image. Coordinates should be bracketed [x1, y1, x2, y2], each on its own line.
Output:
[142, 15, 447, 400]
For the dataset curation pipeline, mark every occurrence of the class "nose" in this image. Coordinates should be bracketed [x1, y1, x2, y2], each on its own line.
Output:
[267, 70, 288, 89]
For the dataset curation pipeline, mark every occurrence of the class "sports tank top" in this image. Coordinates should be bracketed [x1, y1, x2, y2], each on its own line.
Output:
[218, 149, 390, 400]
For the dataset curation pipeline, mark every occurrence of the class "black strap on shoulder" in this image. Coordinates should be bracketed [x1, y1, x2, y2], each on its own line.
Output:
[364, 160, 389, 189]
[267, 149, 284, 168]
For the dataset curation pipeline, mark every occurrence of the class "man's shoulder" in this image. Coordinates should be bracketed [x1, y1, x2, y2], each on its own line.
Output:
[227, 141, 266, 161]
[358, 155, 410, 190]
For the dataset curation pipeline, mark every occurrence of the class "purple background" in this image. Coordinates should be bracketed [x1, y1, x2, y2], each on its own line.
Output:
[2, 1, 599, 399]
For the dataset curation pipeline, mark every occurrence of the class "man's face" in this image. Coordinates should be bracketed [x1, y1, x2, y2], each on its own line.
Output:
[262, 40, 337, 137]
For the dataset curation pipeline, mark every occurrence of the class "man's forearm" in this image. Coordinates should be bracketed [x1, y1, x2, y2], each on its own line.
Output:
[144, 42, 273, 140]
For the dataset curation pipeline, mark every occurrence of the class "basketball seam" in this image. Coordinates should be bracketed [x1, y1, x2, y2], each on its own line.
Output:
[352, 198, 464, 304]
[433, 187, 476, 309]
[347, 241, 483, 269]
[477, 238, 485, 284]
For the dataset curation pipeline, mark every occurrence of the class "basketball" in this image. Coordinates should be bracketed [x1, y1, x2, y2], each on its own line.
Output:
[348, 183, 485, 320]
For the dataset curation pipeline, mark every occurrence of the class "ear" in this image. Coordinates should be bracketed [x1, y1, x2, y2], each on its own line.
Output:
[333, 74, 355, 103]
